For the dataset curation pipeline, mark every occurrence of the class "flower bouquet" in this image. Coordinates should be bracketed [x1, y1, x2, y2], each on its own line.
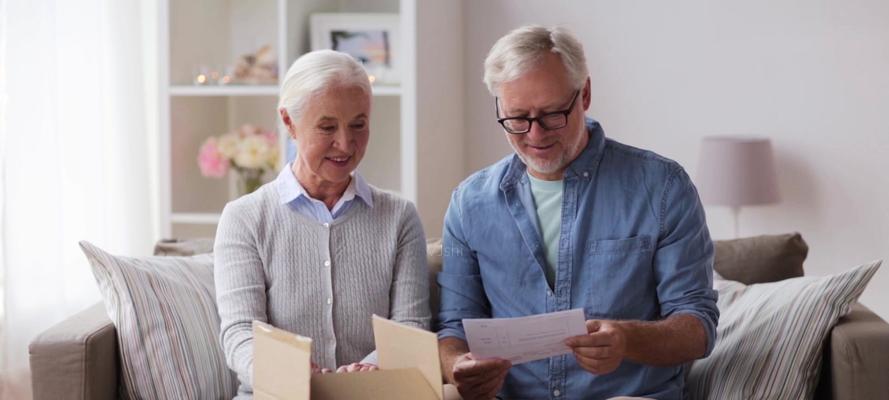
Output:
[197, 124, 279, 196]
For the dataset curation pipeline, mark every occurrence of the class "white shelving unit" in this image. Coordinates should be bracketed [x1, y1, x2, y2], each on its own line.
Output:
[157, 0, 418, 239]
[169, 85, 280, 96]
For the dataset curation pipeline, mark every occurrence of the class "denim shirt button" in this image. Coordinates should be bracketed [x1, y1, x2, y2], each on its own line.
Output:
[582, 171, 589, 178]
[553, 389, 561, 397]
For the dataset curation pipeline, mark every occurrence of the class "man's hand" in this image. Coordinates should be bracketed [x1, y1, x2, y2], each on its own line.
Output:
[450, 353, 511, 400]
[335, 362, 378, 373]
[565, 320, 627, 375]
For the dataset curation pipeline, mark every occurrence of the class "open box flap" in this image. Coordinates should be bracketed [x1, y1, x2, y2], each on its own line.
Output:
[253, 320, 312, 400]
[373, 315, 444, 400]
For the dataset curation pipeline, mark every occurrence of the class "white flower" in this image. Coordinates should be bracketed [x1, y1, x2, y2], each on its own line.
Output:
[216, 132, 240, 159]
[234, 134, 271, 169]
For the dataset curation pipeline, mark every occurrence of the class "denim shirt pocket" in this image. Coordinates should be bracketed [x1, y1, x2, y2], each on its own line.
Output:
[583, 235, 656, 319]
[587, 235, 653, 255]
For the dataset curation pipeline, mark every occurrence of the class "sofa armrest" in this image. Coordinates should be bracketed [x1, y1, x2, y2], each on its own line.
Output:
[818, 302, 889, 400]
[29, 303, 119, 400]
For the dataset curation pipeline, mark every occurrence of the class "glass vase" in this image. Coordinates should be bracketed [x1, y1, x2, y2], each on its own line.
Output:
[235, 168, 264, 197]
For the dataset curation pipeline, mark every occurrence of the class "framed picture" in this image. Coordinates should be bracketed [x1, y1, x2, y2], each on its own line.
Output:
[310, 13, 400, 86]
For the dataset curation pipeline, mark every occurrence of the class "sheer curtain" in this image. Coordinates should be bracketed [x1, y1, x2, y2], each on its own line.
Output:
[1, 0, 158, 397]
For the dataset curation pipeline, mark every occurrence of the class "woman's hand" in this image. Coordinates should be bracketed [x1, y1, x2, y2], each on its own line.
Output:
[335, 362, 378, 373]
[311, 362, 333, 374]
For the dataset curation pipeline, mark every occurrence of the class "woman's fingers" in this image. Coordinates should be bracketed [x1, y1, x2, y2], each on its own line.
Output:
[335, 362, 378, 373]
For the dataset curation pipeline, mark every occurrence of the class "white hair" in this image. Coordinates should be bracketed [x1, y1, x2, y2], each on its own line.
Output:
[278, 50, 371, 122]
[483, 25, 589, 96]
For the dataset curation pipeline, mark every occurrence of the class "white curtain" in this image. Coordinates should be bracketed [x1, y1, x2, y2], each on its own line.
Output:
[1, 0, 158, 397]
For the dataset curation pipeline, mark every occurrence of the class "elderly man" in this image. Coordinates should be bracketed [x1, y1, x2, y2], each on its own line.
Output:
[437, 26, 718, 400]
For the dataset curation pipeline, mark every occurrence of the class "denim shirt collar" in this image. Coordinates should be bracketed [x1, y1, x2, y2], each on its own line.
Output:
[500, 117, 607, 191]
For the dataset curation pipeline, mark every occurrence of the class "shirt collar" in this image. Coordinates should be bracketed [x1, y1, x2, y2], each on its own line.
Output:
[501, 117, 606, 191]
[275, 163, 374, 208]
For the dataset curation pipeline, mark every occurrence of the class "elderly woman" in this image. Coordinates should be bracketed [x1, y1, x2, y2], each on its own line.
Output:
[214, 50, 430, 398]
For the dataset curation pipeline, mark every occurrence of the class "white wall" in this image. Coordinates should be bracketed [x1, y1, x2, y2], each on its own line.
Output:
[461, 0, 889, 320]
[414, 1, 465, 237]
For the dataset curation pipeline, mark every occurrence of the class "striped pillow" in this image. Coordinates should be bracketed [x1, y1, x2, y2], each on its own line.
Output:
[80, 241, 237, 400]
[688, 261, 881, 399]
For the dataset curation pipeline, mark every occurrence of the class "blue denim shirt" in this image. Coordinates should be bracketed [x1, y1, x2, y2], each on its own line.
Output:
[437, 119, 718, 400]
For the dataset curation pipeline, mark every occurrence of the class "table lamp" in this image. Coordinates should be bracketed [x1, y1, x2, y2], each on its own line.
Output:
[696, 136, 780, 238]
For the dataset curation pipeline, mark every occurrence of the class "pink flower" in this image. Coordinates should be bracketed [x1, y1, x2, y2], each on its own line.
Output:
[197, 138, 229, 178]
[262, 131, 278, 146]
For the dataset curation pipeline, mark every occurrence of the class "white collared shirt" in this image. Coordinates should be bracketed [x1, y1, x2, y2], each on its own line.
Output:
[274, 162, 374, 223]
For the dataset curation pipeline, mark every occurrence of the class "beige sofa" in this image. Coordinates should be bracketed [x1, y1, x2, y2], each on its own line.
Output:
[29, 235, 889, 399]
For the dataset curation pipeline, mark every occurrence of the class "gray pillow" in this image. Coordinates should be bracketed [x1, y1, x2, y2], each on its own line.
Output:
[714, 233, 808, 284]
[154, 238, 214, 256]
[81, 241, 237, 399]
[688, 260, 881, 399]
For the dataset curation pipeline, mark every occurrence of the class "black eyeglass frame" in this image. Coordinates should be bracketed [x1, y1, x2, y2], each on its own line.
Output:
[495, 90, 580, 134]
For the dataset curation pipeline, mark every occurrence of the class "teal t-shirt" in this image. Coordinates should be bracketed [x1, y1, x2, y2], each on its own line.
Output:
[527, 172, 564, 289]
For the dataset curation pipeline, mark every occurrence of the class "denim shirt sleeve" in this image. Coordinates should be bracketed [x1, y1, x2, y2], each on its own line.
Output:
[654, 166, 720, 357]
[435, 188, 491, 341]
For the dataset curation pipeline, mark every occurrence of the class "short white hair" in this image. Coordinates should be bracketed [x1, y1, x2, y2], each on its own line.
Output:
[278, 50, 371, 122]
[483, 25, 588, 96]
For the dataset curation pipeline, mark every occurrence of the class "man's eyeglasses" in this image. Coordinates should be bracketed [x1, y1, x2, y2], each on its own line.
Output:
[495, 90, 580, 134]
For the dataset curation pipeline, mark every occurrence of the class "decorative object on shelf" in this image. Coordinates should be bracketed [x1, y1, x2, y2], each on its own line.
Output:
[232, 45, 277, 84]
[191, 45, 277, 86]
[193, 66, 210, 85]
[192, 65, 229, 86]
[197, 124, 279, 197]
[696, 136, 781, 238]
[311, 13, 400, 86]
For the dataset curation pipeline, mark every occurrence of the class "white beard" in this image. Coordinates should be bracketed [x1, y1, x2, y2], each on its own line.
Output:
[513, 148, 567, 176]
[507, 137, 574, 178]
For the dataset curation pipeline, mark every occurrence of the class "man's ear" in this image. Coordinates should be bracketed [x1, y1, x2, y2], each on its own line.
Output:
[582, 78, 591, 111]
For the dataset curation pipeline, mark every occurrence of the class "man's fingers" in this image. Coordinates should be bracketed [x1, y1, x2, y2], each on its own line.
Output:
[565, 334, 612, 348]
[454, 365, 507, 386]
[460, 367, 508, 400]
[564, 334, 593, 348]
[454, 357, 511, 374]
[574, 353, 620, 375]
[572, 344, 613, 360]
[476, 368, 509, 397]
[586, 319, 601, 333]
[453, 357, 511, 386]
[566, 329, 617, 348]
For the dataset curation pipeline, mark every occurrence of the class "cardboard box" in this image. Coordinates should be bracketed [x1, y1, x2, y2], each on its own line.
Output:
[253, 315, 458, 400]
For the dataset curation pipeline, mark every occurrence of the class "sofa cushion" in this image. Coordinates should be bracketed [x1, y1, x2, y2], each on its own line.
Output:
[80, 241, 237, 400]
[426, 238, 443, 322]
[714, 232, 808, 284]
[687, 260, 881, 400]
[154, 238, 214, 256]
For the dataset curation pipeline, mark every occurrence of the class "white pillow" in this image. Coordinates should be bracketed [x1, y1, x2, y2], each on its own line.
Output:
[80, 241, 237, 400]
[688, 260, 881, 400]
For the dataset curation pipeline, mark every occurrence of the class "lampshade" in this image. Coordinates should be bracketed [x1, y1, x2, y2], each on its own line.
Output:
[696, 136, 780, 207]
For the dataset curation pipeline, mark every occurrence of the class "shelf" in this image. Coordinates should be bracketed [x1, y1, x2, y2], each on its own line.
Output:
[171, 85, 400, 97]
[159, 0, 422, 239]
[372, 86, 402, 96]
[170, 212, 221, 224]
[170, 85, 279, 96]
